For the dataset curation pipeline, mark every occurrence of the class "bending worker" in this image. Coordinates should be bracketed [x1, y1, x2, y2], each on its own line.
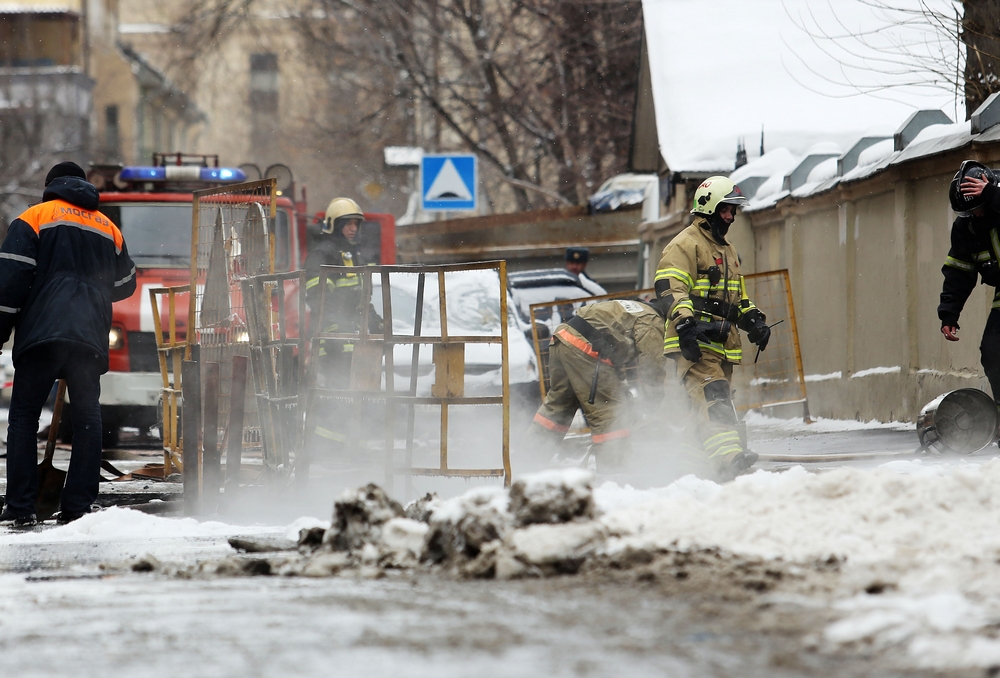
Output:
[304, 197, 382, 452]
[654, 176, 769, 481]
[939, 160, 1000, 399]
[0, 162, 136, 526]
[527, 298, 666, 471]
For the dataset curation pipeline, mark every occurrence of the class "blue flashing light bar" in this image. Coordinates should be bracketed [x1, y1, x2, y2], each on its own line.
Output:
[118, 166, 247, 183]
[119, 166, 165, 181]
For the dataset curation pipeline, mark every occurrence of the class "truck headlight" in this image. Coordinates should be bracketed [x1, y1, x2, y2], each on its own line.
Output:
[109, 326, 125, 350]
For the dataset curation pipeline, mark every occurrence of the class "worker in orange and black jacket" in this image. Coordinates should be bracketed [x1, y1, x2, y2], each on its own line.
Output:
[0, 162, 136, 527]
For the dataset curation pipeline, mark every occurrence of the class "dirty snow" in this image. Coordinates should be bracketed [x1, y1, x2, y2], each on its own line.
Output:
[597, 459, 1000, 670]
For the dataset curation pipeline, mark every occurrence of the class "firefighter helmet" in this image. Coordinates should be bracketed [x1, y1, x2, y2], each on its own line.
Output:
[950, 160, 997, 217]
[690, 177, 747, 217]
[322, 197, 364, 234]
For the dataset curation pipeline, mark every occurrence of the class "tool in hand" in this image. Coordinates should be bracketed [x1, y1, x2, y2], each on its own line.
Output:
[36, 380, 67, 520]
[754, 319, 785, 364]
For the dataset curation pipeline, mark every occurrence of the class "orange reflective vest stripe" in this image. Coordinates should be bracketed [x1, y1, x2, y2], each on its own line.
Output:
[592, 429, 630, 443]
[554, 328, 613, 365]
[533, 412, 570, 433]
[17, 200, 123, 253]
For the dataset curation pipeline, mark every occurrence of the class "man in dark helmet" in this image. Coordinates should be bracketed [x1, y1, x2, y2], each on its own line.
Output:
[939, 160, 1000, 400]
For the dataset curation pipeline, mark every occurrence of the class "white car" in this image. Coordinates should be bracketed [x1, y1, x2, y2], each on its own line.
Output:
[370, 269, 538, 398]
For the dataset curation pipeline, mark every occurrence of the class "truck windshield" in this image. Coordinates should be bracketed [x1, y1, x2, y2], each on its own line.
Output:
[101, 203, 291, 269]
[101, 204, 193, 268]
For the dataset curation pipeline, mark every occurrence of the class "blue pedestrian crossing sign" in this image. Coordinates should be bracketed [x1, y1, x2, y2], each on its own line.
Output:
[421, 154, 477, 211]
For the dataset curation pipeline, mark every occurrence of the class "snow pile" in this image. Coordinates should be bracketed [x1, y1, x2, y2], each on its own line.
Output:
[597, 460, 1000, 670]
[507, 468, 596, 525]
[0, 506, 278, 545]
[422, 486, 513, 573]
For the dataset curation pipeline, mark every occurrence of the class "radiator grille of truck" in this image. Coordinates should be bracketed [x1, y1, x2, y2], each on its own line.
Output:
[128, 332, 160, 372]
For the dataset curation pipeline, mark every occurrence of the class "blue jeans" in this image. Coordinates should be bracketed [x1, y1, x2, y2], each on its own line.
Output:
[5, 342, 104, 515]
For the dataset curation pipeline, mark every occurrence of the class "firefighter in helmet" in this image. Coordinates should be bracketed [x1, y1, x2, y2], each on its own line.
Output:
[939, 160, 1000, 399]
[654, 176, 769, 481]
[526, 298, 666, 472]
[305, 197, 382, 451]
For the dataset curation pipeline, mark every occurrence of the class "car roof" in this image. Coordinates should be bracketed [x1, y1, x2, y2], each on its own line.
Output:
[506, 268, 587, 291]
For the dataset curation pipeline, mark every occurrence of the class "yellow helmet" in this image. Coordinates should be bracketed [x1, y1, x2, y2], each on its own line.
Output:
[323, 197, 364, 234]
[690, 177, 747, 217]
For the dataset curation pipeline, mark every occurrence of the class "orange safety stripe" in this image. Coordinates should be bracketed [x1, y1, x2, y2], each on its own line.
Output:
[18, 200, 123, 252]
[592, 429, 630, 443]
[533, 412, 570, 433]
[554, 328, 613, 365]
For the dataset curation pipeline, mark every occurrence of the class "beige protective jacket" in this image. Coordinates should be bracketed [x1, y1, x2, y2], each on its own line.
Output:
[654, 217, 757, 364]
[553, 299, 666, 400]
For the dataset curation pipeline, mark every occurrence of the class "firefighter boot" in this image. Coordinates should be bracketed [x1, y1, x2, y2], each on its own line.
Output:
[592, 439, 629, 474]
[713, 448, 759, 483]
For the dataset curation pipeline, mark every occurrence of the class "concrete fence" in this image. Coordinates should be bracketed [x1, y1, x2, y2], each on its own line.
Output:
[740, 153, 997, 422]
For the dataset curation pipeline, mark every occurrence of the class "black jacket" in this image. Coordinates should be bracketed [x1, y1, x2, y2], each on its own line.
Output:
[0, 176, 136, 369]
[938, 213, 1000, 328]
[304, 234, 370, 334]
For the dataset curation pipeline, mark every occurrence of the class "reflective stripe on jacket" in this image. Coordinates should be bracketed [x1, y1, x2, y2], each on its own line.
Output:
[553, 299, 666, 401]
[0, 176, 136, 368]
[655, 217, 756, 363]
[939, 214, 1000, 327]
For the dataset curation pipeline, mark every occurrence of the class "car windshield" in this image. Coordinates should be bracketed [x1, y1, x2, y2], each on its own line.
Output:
[102, 203, 291, 269]
[509, 284, 591, 325]
[371, 270, 508, 336]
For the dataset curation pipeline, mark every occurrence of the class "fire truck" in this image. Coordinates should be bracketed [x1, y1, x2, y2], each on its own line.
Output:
[85, 154, 396, 447]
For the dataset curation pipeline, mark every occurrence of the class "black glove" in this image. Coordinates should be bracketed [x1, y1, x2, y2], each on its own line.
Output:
[746, 314, 770, 351]
[675, 316, 702, 362]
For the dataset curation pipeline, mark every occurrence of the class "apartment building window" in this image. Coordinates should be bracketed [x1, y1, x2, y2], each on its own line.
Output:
[105, 105, 120, 160]
[250, 53, 279, 159]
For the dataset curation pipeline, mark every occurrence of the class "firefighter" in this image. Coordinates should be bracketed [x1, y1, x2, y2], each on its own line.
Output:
[938, 160, 1000, 400]
[0, 162, 136, 526]
[304, 197, 382, 451]
[527, 298, 666, 471]
[654, 176, 769, 482]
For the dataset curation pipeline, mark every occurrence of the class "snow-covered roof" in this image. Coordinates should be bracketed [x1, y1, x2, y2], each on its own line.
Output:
[741, 119, 994, 211]
[641, 0, 958, 174]
[0, 4, 76, 14]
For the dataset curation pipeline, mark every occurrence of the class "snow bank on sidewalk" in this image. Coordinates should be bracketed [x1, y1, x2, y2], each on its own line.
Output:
[0, 506, 287, 545]
[597, 459, 1000, 670]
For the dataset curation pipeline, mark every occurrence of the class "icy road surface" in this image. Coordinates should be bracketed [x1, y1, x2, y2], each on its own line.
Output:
[0, 416, 992, 677]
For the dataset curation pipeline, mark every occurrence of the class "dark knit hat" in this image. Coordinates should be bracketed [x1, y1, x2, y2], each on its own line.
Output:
[565, 247, 590, 263]
[44, 161, 87, 187]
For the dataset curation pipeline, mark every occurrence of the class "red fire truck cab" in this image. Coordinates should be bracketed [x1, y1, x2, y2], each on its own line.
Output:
[87, 156, 395, 447]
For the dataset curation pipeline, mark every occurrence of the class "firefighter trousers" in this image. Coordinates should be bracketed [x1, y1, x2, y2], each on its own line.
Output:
[981, 309, 1000, 402]
[676, 351, 744, 468]
[528, 340, 631, 468]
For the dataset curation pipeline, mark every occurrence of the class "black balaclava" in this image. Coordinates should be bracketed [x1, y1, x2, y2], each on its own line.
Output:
[708, 208, 731, 244]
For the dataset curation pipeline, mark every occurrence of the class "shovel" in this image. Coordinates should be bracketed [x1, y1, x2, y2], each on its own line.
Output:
[35, 380, 66, 520]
